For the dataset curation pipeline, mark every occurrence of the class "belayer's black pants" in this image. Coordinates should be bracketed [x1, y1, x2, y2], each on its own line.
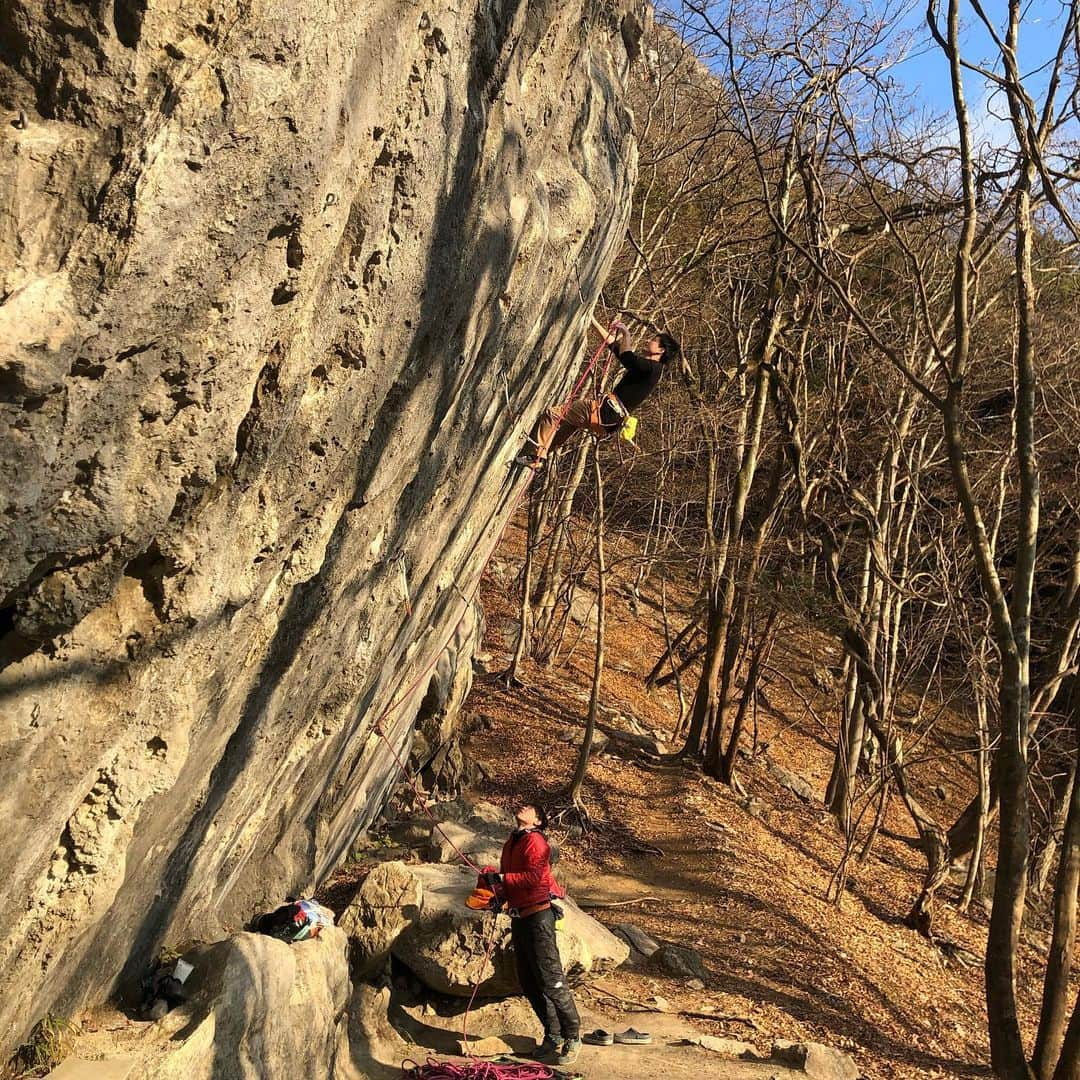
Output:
[510, 907, 580, 1041]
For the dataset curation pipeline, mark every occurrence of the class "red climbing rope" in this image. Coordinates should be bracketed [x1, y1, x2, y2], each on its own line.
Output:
[370, 321, 616, 769]
[370, 323, 617, 1080]
[374, 709, 485, 874]
[370, 321, 619, 867]
[563, 326, 614, 413]
[400, 1059, 554, 1080]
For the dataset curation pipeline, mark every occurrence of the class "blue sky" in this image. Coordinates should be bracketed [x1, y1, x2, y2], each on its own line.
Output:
[885, 1, 1075, 125]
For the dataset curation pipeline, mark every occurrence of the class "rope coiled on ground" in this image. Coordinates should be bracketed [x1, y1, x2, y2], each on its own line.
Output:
[401, 1058, 555, 1079]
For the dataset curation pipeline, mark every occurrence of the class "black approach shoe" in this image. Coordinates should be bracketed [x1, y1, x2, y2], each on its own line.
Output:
[556, 1037, 582, 1065]
[531, 1035, 562, 1062]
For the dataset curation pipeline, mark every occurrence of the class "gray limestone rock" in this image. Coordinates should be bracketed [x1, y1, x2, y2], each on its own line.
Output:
[389, 863, 629, 997]
[689, 1035, 756, 1057]
[766, 756, 816, 802]
[771, 1040, 859, 1080]
[0, 0, 642, 1052]
[602, 726, 669, 757]
[653, 943, 709, 981]
[558, 728, 611, 755]
[337, 861, 423, 980]
[613, 922, 660, 957]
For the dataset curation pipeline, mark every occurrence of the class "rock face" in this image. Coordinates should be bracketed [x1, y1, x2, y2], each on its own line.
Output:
[57, 929, 353, 1079]
[0, 0, 641, 1051]
[385, 863, 629, 997]
[336, 861, 423, 980]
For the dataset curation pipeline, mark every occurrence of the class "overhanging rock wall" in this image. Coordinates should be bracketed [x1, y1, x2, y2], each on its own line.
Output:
[0, 0, 641, 1050]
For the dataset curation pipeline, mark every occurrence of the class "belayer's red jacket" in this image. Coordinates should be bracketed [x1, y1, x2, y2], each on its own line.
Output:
[499, 828, 565, 910]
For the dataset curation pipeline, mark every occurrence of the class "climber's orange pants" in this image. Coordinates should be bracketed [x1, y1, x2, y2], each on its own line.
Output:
[534, 399, 609, 459]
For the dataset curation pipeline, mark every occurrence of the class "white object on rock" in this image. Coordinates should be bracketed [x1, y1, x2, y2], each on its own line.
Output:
[171, 959, 193, 984]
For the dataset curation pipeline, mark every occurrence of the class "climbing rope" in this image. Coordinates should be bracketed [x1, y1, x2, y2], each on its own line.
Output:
[400, 1058, 554, 1079]
[370, 320, 619, 866]
[369, 324, 617, 1080]
[370, 319, 617, 781]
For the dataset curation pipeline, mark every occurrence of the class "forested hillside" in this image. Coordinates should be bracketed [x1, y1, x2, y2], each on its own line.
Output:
[502, 6, 1080, 1078]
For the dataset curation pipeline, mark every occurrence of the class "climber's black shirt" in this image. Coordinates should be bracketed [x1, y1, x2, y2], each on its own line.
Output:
[609, 342, 663, 414]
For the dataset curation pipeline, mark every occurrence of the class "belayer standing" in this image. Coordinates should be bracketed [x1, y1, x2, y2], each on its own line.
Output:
[486, 800, 581, 1065]
[516, 317, 681, 470]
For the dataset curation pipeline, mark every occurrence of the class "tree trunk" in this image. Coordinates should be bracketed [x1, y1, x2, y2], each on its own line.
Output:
[568, 448, 607, 805]
[720, 608, 779, 783]
[1032, 699, 1080, 1079]
[533, 440, 591, 658]
[960, 674, 992, 911]
[1053, 991, 1080, 1080]
[661, 581, 689, 737]
[706, 454, 787, 779]
[826, 655, 858, 814]
[1034, 762, 1078, 896]
[684, 357, 773, 762]
[680, 586, 724, 759]
[505, 481, 538, 684]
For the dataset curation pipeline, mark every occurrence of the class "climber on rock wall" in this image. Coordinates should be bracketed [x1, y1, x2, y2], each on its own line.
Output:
[515, 319, 681, 470]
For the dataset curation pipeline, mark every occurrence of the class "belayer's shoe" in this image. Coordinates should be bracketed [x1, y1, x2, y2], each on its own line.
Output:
[556, 1037, 582, 1065]
[531, 1035, 562, 1062]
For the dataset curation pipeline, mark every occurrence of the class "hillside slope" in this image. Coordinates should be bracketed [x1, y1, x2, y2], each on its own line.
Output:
[463, 522, 1072, 1080]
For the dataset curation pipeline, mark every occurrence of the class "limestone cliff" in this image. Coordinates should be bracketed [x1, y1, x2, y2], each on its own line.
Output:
[0, 0, 640, 1050]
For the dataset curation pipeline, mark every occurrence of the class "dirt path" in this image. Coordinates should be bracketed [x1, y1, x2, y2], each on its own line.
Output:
[353, 990, 814, 1080]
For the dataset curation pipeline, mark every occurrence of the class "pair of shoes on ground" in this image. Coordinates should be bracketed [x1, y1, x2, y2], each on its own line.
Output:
[532, 1035, 583, 1065]
[582, 1027, 652, 1046]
